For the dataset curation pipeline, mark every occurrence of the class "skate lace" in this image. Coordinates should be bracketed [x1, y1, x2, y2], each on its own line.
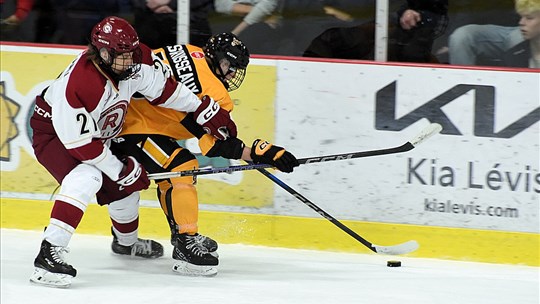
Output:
[185, 236, 208, 257]
[131, 239, 152, 255]
[50, 246, 70, 265]
[193, 234, 208, 245]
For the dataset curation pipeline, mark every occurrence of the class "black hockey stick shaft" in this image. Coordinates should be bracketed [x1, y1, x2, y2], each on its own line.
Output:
[255, 167, 376, 251]
[298, 142, 413, 165]
[147, 123, 442, 180]
[147, 146, 409, 180]
[256, 167, 420, 255]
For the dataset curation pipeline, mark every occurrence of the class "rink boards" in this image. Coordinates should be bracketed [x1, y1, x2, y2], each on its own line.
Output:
[1, 197, 538, 266]
[0, 43, 538, 266]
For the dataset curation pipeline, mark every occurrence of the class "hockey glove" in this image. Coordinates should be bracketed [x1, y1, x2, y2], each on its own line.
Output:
[250, 139, 299, 173]
[205, 136, 245, 159]
[116, 156, 150, 193]
[193, 95, 237, 140]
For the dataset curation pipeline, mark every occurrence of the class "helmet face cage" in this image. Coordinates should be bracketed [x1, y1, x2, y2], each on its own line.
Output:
[91, 16, 142, 80]
[111, 47, 142, 80]
[225, 63, 246, 92]
[204, 33, 250, 92]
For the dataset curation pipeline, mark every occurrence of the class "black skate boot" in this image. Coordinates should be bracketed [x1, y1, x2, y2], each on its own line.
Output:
[172, 233, 219, 276]
[29, 239, 77, 288]
[111, 228, 164, 259]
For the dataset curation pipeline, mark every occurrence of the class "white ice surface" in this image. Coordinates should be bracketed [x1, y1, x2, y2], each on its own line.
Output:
[1, 229, 538, 304]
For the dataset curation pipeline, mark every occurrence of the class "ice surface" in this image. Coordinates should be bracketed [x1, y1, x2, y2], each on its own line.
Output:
[1, 229, 538, 304]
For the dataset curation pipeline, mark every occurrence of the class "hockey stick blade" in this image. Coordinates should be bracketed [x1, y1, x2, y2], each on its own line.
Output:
[409, 123, 442, 147]
[372, 240, 419, 255]
[147, 123, 442, 180]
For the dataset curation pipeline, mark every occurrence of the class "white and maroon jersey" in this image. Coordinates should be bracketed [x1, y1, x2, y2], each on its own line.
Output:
[39, 44, 202, 180]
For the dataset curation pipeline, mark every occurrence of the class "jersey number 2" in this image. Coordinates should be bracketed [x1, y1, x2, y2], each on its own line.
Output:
[76, 113, 97, 135]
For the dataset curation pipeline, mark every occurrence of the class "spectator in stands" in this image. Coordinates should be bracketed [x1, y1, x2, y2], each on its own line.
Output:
[30, 0, 126, 45]
[213, 0, 282, 36]
[502, 0, 540, 68]
[1, 0, 33, 25]
[448, 25, 523, 66]
[132, 0, 213, 48]
[33, 0, 56, 43]
[302, 0, 448, 63]
[1, 0, 35, 41]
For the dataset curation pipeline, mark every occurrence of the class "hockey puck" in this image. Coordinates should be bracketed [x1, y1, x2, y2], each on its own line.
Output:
[387, 260, 401, 267]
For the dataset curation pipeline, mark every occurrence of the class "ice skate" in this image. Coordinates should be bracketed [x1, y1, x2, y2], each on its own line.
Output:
[111, 228, 164, 259]
[172, 233, 219, 277]
[29, 240, 76, 288]
[172, 232, 218, 256]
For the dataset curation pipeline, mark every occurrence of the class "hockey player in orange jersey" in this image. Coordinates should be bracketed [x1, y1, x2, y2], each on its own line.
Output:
[112, 32, 299, 276]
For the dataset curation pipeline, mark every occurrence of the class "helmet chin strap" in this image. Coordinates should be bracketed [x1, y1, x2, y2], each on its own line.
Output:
[116, 66, 137, 81]
[211, 60, 230, 89]
[218, 67, 228, 81]
[96, 47, 118, 77]
[98, 62, 122, 82]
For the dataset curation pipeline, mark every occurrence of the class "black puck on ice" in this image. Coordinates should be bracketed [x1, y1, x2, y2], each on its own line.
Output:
[387, 260, 401, 267]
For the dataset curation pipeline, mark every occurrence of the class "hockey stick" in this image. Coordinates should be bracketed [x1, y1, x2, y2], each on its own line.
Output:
[147, 123, 442, 180]
[255, 167, 419, 255]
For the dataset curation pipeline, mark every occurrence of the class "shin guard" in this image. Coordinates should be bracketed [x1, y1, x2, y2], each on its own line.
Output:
[158, 155, 199, 235]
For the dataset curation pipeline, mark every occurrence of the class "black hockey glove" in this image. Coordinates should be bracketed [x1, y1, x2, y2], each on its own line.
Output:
[250, 139, 299, 173]
[206, 136, 245, 159]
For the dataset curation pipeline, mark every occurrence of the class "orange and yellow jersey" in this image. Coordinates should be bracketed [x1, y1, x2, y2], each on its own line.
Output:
[120, 44, 233, 140]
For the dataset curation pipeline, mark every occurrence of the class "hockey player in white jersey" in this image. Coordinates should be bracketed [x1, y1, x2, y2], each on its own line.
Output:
[28, 16, 236, 288]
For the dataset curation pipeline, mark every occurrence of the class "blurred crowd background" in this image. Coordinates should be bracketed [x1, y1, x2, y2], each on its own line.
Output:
[0, 0, 533, 68]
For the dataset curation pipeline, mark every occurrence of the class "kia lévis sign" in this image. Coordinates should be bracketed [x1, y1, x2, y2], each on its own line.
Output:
[276, 61, 539, 233]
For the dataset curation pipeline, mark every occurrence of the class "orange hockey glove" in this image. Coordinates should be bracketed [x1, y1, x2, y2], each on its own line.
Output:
[250, 139, 299, 173]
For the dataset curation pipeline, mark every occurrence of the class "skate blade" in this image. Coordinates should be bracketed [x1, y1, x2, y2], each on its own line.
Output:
[172, 260, 218, 277]
[29, 267, 73, 288]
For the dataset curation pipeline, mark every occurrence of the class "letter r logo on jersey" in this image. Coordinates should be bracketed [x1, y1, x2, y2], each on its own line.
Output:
[98, 101, 128, 139]
[102, 113, 119, 130]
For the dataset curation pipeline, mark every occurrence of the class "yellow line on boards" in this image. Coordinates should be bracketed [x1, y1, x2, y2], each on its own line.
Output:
[1, 197, 538, 266]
